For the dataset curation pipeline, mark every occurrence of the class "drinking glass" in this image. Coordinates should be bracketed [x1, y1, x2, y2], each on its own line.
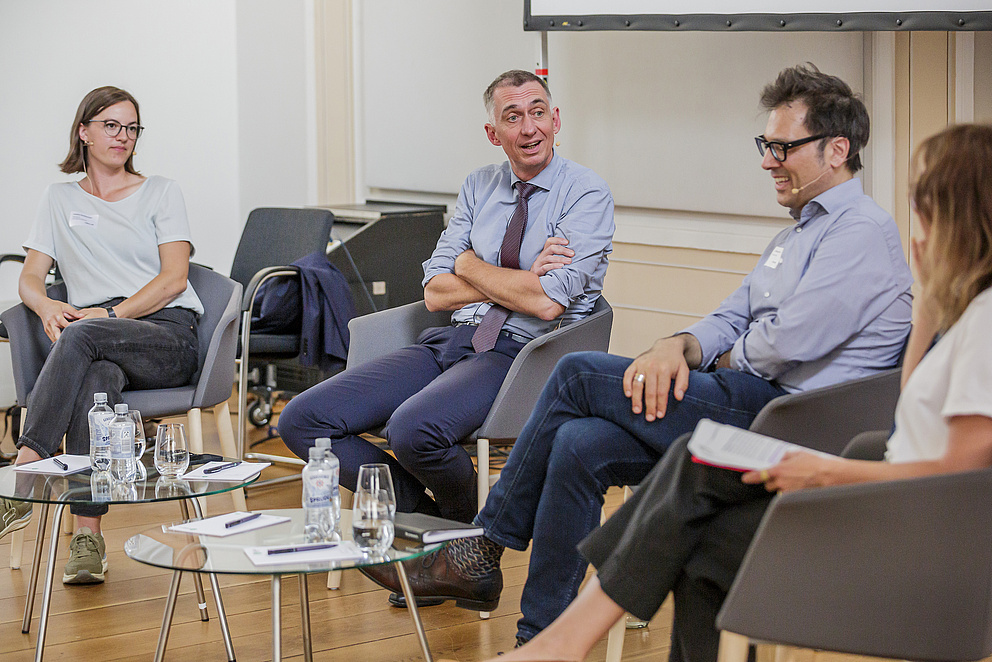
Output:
[128, 410, 147, 480]
[128, 410, 146, 459]
[154, 423, 189, 478]
[352, 463, 396, 555]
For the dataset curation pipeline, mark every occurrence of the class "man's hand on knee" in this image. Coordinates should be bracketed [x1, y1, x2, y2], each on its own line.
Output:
[623, 335, 699, 422]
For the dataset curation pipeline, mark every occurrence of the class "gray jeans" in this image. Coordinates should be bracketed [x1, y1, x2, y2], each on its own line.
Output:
[17, 302, 198, 516]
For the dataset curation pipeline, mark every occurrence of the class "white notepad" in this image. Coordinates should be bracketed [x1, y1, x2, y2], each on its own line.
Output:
[13, 454, 91, 475]
[244, 541, 366, 566]
[687, 419, 835, 472]
[181, 461, 270, 482]
[166, 512, 290, 537]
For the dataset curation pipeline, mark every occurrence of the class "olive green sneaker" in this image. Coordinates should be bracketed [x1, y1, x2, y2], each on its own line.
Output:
[0, 498, 31, 539]
[62, 527, 107, 585]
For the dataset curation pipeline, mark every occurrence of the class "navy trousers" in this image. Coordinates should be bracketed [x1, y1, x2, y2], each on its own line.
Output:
[279, 324, 525, 523]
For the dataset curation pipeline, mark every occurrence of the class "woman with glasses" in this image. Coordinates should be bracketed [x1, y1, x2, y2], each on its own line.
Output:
[0, 86, 203, 585]
[481, 124, 992, 662]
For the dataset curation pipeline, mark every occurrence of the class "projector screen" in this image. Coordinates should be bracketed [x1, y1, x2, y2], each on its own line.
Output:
[525, 0, 992, 31]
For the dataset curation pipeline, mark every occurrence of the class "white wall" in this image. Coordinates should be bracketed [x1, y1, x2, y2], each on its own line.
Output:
[357, 1, 866, 254]
[0, 0, 314, 276]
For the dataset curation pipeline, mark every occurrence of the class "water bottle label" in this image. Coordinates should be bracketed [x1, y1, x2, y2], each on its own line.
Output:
[303, 475, 331, 507]
[110, 426, 134, 459]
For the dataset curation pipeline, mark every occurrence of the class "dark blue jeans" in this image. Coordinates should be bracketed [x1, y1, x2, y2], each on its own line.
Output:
[278, 324, 525, 524]
[475, 351, 787, 642]
[17, 304, 198, 517]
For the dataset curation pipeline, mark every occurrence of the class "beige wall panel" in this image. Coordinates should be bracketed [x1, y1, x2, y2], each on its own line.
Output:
[974, 32, 992, 123]
[611, 242, 760, 272]
[604, 261, 751, 318]
[608, 308, 702, 358]
[603, 242, 761, 357]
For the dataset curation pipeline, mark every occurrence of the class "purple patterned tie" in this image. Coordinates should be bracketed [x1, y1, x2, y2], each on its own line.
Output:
[472, 181, 538, 353]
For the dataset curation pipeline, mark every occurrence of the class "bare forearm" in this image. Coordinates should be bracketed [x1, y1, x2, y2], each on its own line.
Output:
[424, 273, 488, 312]
[455, 251, 565, 321]
[18, 272, 52, 314]
[109, 273, 186, 318]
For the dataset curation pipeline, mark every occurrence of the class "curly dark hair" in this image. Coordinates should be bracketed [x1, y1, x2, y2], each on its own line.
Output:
[760, 63, 869, 173]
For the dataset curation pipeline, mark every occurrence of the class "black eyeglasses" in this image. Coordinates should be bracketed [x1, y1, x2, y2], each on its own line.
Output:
[86, 119, 144, 140]
[754, 134, 827, 162]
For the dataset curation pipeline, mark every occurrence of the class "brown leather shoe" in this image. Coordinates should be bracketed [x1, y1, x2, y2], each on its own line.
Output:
[359, 546, 502, 611]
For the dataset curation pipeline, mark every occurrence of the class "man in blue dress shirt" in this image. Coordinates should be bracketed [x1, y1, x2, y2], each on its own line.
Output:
[362, 64, 913, 649]
[279, 70, 614, 527]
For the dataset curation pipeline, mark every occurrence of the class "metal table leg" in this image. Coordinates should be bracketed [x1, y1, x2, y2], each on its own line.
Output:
[272, 574, 282, 662]
[180, 499, 209, 621]
[299, 574, 313, 662]
[396, 561, 434, 662]
[33, 502, 66, 662]
[22, 501, 51, 633]
[189, 497, 236, 661]
[154, 570, 184, 662]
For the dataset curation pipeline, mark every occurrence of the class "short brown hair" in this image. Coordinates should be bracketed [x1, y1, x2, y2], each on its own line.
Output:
[760, 63, 869, 174]
[483, 70, 552, 123]
[59, 86, 141, 175]
[912, 123, 992, 331]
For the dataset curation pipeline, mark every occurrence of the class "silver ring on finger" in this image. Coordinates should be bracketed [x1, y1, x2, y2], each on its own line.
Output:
[634, 373, 646, 383]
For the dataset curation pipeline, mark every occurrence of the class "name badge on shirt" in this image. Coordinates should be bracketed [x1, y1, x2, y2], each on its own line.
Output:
[69, 212, 98, 229]
[764, 246, 784, 269]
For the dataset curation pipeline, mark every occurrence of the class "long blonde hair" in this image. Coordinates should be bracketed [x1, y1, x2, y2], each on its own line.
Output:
[911, 124, 992, 331]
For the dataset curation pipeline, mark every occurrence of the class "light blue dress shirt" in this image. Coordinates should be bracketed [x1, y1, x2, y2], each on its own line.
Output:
[422, 153, 615, 340]
[683, 178, 913, 393]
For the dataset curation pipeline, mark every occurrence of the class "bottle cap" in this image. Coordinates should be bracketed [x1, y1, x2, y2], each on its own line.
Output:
[114, 404, 128, 414]
[309, 447, 324, 461]
[315, 437, 332, 448]
[94, 392, 108, 403]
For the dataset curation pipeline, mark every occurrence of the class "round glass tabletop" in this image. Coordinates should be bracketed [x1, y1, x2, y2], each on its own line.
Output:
[125, 508, 441, 575]
[0, 455, 258, 506]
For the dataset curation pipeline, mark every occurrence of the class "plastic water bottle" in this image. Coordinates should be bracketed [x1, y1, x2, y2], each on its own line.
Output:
[314, 437, 341, 528]
[302, 446, 334, 542]
[109, 404, 136, 482]
[87, 393, 114, 472]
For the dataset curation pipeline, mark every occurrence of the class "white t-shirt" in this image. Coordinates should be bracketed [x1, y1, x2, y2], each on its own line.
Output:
[885, 287, 992, 463]
[23, 175, 203, 314]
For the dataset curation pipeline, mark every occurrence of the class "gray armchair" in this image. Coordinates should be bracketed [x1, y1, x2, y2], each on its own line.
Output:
[717, 465, 992, 662]
[346, 296, 614, 508]
[0, 263, 244, 522]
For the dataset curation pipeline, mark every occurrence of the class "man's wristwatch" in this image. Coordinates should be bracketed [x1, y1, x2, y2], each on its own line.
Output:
[105, 307, 117, 318]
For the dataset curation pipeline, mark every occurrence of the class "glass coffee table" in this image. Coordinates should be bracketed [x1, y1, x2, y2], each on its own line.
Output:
[0, 456, 258, 662]
[126, 508, 441, 662]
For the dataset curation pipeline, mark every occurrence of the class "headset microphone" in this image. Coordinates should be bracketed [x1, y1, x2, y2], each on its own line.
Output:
[790, 154, 856, 194]
[790, 167, 832, 194]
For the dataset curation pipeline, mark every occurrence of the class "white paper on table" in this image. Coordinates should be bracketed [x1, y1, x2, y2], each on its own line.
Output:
[244, 541, 366, 566]
[687, 419, 835, 472]
[181, 461, 270, 482]
[166, 512, 290, 537]
[13, 454, 91, 475]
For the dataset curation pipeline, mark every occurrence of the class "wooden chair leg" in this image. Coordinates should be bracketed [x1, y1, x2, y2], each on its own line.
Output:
[605, 613, 627, 662]
[10, 528, 25, 569]
[213, 401, 247, 512]
[477, 437, 491, 619]
[62, 507, 74, 535]
[186, 408, 208, 516]
[327, 489, 354, 589]
[477, 437, 490, 512]
[718, 631, 752, 662]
